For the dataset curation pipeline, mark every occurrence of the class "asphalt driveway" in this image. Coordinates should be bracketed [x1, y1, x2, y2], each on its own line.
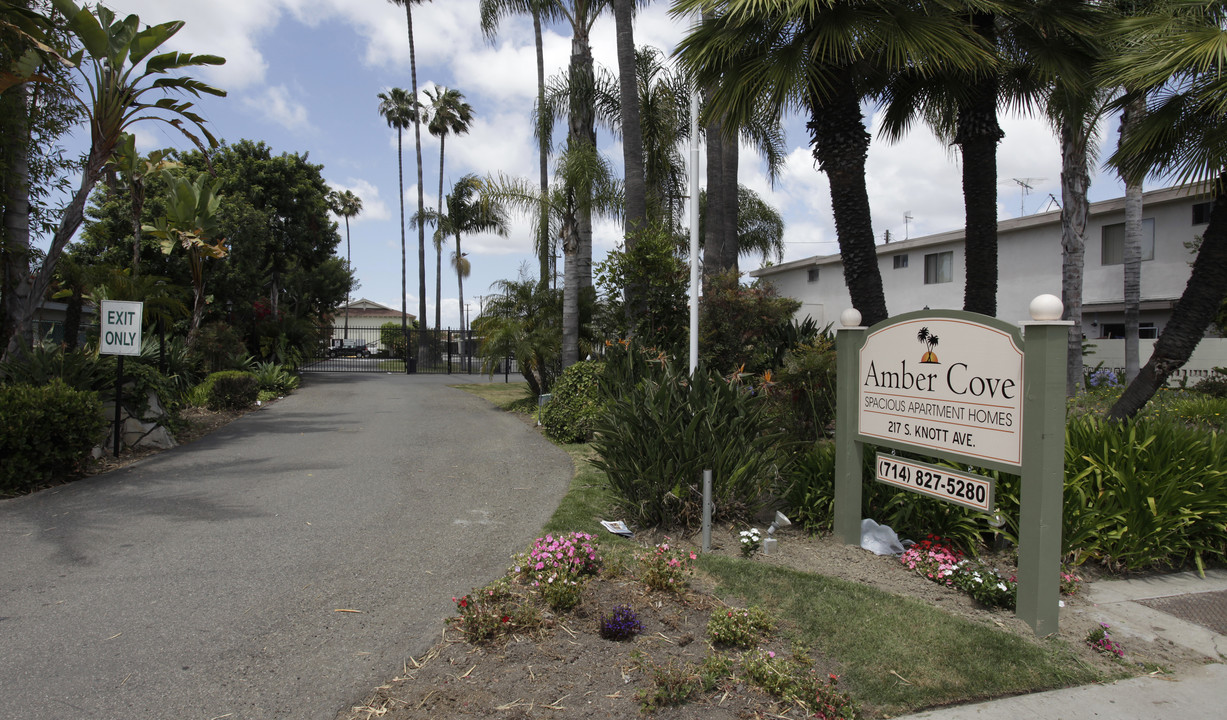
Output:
[0, 374, 573, 719]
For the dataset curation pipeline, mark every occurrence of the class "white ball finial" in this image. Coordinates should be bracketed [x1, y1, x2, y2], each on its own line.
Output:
[1029, 294, 1063, 321]
[840, 308, 862, 328]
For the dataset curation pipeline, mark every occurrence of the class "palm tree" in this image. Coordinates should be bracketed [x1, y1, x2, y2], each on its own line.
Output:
[697, 186, 784, 265]
[877, 0, 1101, 318]
[674, 0, 990, 327]
[389, 0, 430, 350]
[377, 87, 418, 343]
[3, 0, 225, 361]
[443, 176, 510, 336]
[1042, 2, 1111, 395]
[555, 0, 611, 367]
[474, 276, 563, 396]
[480, 0, 564, 286]
[328, 189, 363, 337]
[1101, 0, 1227, 419]
[425, 86, 475, 331]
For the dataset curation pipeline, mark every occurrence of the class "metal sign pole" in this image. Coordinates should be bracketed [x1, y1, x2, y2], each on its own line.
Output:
[113, 356, 124, 458]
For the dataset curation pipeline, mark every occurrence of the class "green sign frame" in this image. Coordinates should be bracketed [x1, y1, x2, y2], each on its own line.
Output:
[834, 304, 1070, 636]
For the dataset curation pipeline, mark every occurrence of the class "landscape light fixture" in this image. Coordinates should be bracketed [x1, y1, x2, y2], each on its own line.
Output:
[762, 512, 791, 555]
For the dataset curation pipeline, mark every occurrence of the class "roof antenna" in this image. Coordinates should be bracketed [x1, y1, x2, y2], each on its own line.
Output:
[903, 211, 913, 240]
[1011, 178, 1044, 215]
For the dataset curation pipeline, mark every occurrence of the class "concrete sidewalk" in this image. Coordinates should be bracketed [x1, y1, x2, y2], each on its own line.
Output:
[896, 570, 1227, 719]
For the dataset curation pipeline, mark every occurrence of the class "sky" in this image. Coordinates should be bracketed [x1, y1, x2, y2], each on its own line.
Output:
[57, 0, 1135, 329]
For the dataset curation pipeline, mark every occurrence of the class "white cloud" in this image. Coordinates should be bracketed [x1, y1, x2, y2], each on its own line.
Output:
[327, 178, 390, 223]
[244, 85, 311, 132]
[103, 0, 279, 90]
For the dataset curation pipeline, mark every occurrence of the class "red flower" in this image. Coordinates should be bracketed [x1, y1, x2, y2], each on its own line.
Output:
[501, 615, 510, 623]
[458, 597, 468, 608]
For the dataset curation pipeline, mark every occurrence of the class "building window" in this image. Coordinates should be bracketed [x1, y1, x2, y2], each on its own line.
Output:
[1101, 218, 1155, 265]
[1193, 201, 1212, 225]
[807, 267, 820, 283]
[893, 254, 909, 269]
[1100, 322, 1158, 340]
[924, 251, 953, 284]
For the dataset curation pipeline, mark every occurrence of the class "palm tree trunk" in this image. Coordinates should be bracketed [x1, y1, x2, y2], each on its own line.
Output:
[1, 82, 33, 360]
[1121, 96, 1146, 382]
[455, 230, 465, 336]
[703, 107, 725, 280]
[720, 135, 739, 274]
[1059, 115, 1090, 396]
[957, 13, 1003, 318]
[806, 81, 888, 326]
[561, 210, 580, 367]
[344, 215, 351, 337]
[614, 0, 646, 240]
[436, 135, 445, 333]
[534, 7, 551, 287]
[405, 2, 428, 350]
[562, 25, 597, 367]
[7, 145, 107, 360]
[397, 127, 407, 340]
[1109, 174, 1227, 420]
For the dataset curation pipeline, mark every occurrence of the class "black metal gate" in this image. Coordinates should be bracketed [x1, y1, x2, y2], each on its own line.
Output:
[303, 326, 515, 376]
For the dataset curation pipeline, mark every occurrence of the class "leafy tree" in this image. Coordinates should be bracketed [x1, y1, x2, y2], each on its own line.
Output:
[699, 270, 799, 375]
[142, 169, 227, 335]
[1, 0, 80, 358]
[480, 0, 564, 287]
[1102, 0, 1227, 420]
[377, 87, 420, 341]
[425, 85, 474, 331]
[327, 188, 362, 336]
[107, 132, 179, 275]
[2, 0, 224, 361]
[78, 140, 347, 356]
[594, 221, 688, 354]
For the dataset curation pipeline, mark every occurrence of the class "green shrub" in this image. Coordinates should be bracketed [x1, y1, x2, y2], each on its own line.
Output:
[380, 322, 408, 358]
[1192, 369, 1227, 398]
[540, 361, 605, 443]
[139, 335, 202, 401]
[591, 352, 791, 529]
[0, 344, 114, 392]
[190, 322, 247, 373]
[204, 370, 259, 411]
[1057, 415, 1227, 571]
[1, 381, 106, 494]
[763, 333, 838, 443]
[252, 361, 300, 396]
[707, 606, 775, 648]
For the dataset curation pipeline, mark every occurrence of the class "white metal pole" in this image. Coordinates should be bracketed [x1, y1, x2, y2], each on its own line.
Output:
[689, 90, 700, 375]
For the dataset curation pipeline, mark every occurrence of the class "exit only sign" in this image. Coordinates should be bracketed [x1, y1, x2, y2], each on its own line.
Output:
[100, 300, 143, 356]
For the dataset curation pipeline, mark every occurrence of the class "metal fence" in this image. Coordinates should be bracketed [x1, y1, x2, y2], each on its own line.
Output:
[303, 326, 516, 377]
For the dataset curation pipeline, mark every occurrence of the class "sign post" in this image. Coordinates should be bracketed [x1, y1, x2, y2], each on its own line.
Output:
[833, 296, 1069, 635]
[100, 300, 143, 458]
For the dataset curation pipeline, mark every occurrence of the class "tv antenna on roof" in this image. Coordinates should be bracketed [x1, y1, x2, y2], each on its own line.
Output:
[1011, 178, 1044, 216]
[903, 211, 913, 240]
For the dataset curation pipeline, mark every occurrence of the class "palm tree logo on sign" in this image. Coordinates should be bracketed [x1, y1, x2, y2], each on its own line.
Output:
[916, 327, 940, 363]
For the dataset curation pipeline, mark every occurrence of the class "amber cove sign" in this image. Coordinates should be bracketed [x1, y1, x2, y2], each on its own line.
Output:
[857, 316, 1024, 468]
